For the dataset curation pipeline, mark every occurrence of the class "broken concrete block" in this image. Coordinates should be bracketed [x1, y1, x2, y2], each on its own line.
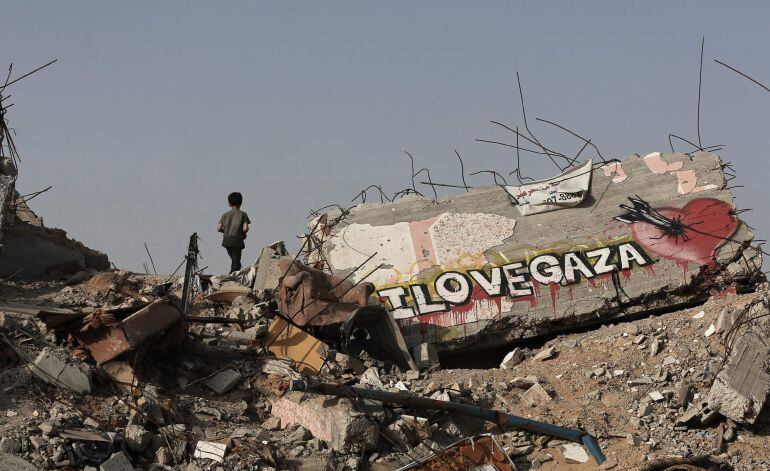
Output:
[124, 424, 151, 452]
[532, 345, 556, 361]
[499, 347, 524, 369]
[29, 348, 91, 394]
[205, 369, 242, 395]
[704, 324, 716, 337]
[270, 392, 378, 453]
[99, 451, 133, 471]
[559, 443, 589, 463]
[252, 241, 289, 292]
[412, 342, 439, 370]
[520, 382, 552, 406]
[707, 299, 770, 424]
[194, 440, 227, 463]
[510, 375, 539, 389]
[649, 391, 665, 402]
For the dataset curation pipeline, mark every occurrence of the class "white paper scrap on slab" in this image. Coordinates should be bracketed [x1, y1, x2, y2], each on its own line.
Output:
[504, 159, 593, 216]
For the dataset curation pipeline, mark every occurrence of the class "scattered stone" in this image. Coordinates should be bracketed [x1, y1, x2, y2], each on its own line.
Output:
[637, 402, 653, 418]
[500, 348, 525, 369]
[99, 451, 134, 471]
[194, 441, 227, 463]
[704, 324, 716, 337]
[692, 310, 705, 319]
[262, 416, 281, 431]
[558, 443, 589, 463]
[205, 369, 242, 395]
[510, 375, 540, 389]
[532, 345, 557, 361]
[124, 424, 152, 452]
[520, 383, 552, 406]
[649, 391, 665, 402]
[600, 457, 618, 469]
[155, 447, 173, 465]
[29, 436, 46, 450]
[650, 339, 660, 356]
[405, 370, 420, 381]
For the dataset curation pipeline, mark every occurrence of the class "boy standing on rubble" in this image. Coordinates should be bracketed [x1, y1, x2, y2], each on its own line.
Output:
[217, 192, 251, 273]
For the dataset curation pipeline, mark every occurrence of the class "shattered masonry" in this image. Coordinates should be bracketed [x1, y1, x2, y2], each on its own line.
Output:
[0, 157, 110, 278]
[309, 152, 762, 353]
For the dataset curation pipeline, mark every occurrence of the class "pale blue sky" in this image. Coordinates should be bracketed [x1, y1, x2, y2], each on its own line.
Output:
[2, 2, 769, 273]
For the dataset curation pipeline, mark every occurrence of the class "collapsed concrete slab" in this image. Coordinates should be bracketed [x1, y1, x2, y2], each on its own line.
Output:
[0, 155, 109, 278]
[309, 152, 762, 353]
[0, 221, 109, 277]
[707, 291, 770, 424]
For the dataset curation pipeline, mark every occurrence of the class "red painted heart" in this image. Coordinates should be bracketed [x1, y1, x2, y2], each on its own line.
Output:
[630, 198, 738, 266]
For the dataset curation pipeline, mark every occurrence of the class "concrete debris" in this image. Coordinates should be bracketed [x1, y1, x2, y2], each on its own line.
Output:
[205, 368, 242, 395]
[707, 297, 770, 424]
[499, 347, 525, 369]
[28, 348, 92, 394]
[99, 451, 134, 471]
[519, 382, 552, 406]
[193, 440, 227, 463]
[559, 442, 590, 463]
[704, 324, 716, 337]
[532, 345, 557, 361]
[270, 392, 379, 453]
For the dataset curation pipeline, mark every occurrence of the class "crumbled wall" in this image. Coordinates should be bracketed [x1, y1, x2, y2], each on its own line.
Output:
[0, 222, 110, 277]
[311, 152, 762, 352]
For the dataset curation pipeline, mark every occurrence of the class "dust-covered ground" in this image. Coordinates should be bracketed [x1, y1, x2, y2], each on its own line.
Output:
[1, 272, 770, 471]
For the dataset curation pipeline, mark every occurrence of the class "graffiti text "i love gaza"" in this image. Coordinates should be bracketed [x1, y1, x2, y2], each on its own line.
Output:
[377, 241, 653, 318]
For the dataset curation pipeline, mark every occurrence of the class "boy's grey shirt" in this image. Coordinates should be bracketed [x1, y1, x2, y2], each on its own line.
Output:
[219, 208, 250, 248]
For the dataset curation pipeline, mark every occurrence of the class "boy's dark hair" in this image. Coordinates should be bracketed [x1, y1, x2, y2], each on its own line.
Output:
[228, 192, 243, 207]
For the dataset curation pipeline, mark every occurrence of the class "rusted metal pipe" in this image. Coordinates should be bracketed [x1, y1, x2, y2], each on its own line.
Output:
[291, 380, 607, 464]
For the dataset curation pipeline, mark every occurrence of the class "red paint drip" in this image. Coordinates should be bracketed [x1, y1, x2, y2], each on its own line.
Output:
[567, 286, 574, 301]
[620, 269, 632, 282]
[548, 283, 560, 317]
[644, 265, 655, 277]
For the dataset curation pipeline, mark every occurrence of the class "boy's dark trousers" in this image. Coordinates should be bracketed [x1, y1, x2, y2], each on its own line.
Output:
[225, 246, 242, 273]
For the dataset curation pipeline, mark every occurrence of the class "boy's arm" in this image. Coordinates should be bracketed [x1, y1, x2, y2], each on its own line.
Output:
[242, 213, 250, 234]
[217, 214, 224, 233]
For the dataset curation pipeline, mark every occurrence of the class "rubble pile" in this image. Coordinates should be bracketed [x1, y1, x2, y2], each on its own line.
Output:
[2, 146, 770, 470]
